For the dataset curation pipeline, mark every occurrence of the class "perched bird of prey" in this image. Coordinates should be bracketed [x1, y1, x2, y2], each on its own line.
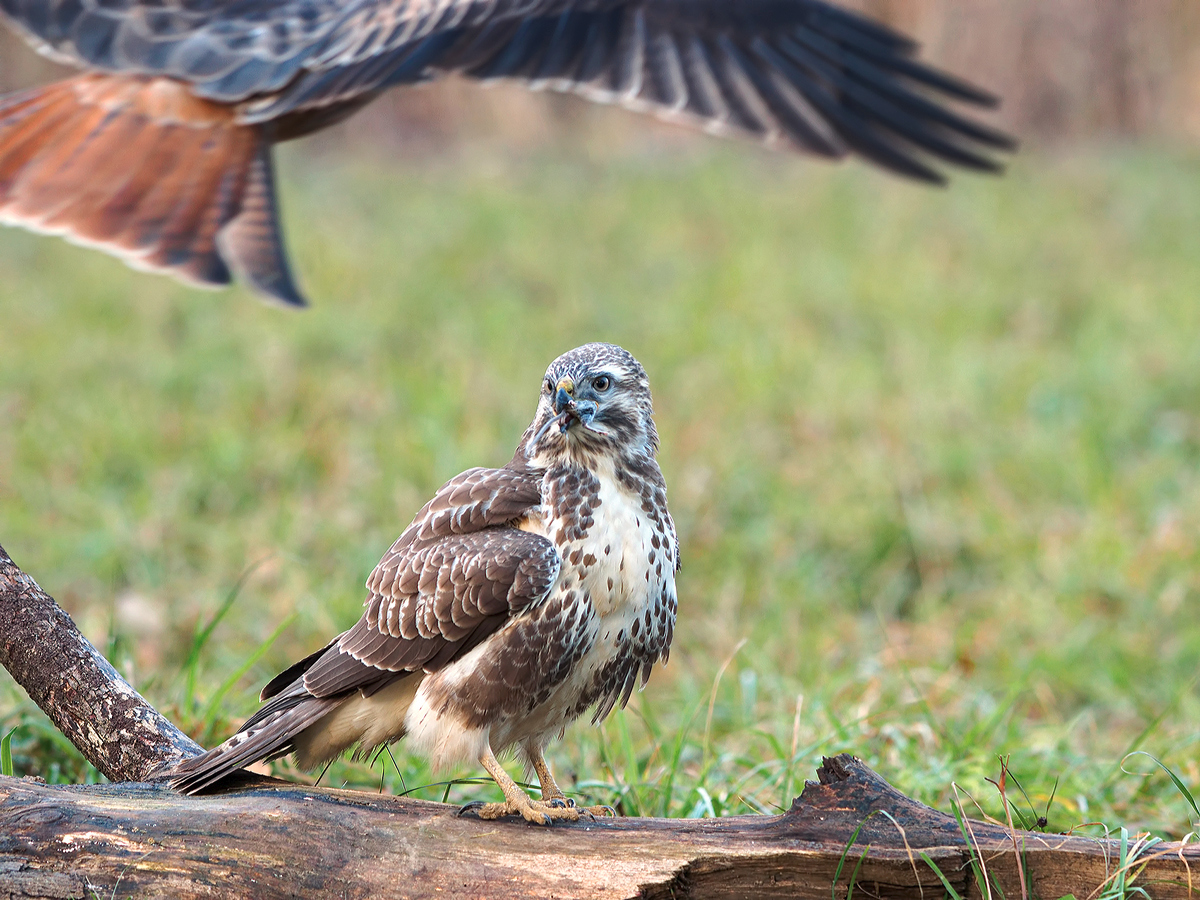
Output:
[0, 0, 1013, 305]
[172, 342, 676, 824]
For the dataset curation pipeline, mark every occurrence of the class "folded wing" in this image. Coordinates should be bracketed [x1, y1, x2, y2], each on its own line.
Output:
[170, 464, 553, 793]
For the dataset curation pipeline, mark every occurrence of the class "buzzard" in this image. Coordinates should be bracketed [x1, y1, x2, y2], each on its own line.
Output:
[0, 0, 1013, 305]
[172, 342, 677, 824]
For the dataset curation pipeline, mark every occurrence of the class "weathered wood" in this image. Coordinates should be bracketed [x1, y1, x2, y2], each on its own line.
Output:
[1, 755, 1197, 900]
[0, 542, 202, 781]
[3, 540, 1199, 899]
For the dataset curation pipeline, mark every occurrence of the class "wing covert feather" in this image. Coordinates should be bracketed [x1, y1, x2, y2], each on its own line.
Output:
[251, 0, 1015, 180]
[2, 0, 1012, 179]
[0, 0, 577, 98]
[298, 464, 555, 699]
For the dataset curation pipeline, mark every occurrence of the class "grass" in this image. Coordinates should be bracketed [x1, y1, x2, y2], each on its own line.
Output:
[1, 132, 1199, 839]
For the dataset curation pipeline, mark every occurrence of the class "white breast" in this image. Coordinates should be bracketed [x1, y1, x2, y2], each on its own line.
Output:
[521, 457, 674, 621]
[509, 459, 676, 738]
[408, 458, 677, 765]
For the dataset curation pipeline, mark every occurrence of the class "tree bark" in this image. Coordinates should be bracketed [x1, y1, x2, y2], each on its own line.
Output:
[2, 755, 1198, 899]
[2, 541, 1199, 899]
[0, 542, 202, 781]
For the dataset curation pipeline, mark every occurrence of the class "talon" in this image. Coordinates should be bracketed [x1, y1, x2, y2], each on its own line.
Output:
[473, 746, 582, 826]
[456, 801, 488, 818]
[465, 797, 579, 825]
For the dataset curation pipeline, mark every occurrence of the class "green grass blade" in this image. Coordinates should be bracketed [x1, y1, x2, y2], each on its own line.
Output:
[832, 815, 872, 900]
[951, 788, 1001, 900]
[181, 559, 270, 706]
[1122, 751, 1200, 825]
[199, 613, 298, 736]
[613, 712, 643, 816]
[1, 727, 16, 777]
[919, 851, 964, 900]
[846, 844, 867, 900]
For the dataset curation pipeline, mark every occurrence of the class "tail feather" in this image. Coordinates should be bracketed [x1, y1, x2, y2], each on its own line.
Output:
[0, 100, 114, 216]
[100, 153, 208, 256]
[259, 639, 337, 701]
[39, 115, 175, 236]
[170, 669, 422, 794]
[0, 74, 306, 306]
[5, 97, 135, 221]
[134, 137, 247, 282]
[171, 691, 342, 795]
[52, 119, 183, 240]
[217, 146, 305, 306]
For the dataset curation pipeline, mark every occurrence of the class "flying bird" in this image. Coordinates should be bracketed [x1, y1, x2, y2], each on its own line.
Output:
[0, 0, 1013, 306]
[172, 342, 676, 824]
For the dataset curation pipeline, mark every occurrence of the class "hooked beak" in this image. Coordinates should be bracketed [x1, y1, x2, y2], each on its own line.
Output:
[533, 376, 608, 445]
[554, 377, 575, 416]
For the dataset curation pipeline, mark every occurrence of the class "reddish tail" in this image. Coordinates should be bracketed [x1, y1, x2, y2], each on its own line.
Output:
[0, 74, 304, 305]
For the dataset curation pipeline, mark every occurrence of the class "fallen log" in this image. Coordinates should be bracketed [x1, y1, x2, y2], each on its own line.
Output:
[2, 541, 1198, 899]
[2, 756, 1198, 900]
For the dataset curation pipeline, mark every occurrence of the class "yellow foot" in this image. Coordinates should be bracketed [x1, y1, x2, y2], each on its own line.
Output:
[576, 804, 618, 818]
[458, 796, 581, 825]
[540, 796, 618, 817]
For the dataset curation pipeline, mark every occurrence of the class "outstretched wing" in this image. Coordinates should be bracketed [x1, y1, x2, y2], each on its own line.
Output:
[269, 0, 1014, 181]
[2, 0, 1012, 180]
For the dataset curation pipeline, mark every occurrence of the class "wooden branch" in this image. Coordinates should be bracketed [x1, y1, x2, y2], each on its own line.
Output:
[1, 755, 1197, 899]
[3, 540, 1199, 898]
[0, 542, 202, 781]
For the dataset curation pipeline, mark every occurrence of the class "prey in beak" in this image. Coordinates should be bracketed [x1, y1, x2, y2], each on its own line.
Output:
[534, 376, 609, 444]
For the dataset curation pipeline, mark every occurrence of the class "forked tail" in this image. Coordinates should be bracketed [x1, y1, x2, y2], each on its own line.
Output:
[0, 74, 305, 305]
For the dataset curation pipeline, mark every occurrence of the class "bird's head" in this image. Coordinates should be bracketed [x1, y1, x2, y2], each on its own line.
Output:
[522, 343, 658, 465]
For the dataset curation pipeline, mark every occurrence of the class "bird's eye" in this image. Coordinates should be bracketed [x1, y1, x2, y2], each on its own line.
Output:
[544, 378, 554, 394]
[593, 375, 612, 392]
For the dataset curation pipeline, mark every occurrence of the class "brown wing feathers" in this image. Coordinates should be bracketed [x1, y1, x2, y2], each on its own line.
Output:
[171, 466, 549, 793]
[403, 466, 544, 543]
[286, 528, 560, 710]
[0, 74, 304, 304]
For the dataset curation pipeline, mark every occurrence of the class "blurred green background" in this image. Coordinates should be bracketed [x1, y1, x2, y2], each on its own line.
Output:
[3, 0, 1200, 840]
